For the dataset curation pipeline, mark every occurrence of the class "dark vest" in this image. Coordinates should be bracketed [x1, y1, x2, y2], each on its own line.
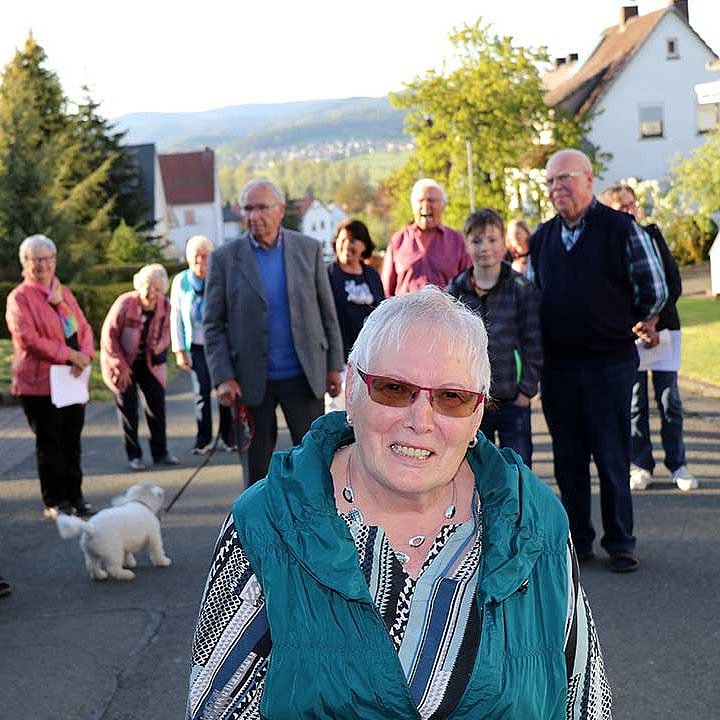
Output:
[531, 201, 637, 363]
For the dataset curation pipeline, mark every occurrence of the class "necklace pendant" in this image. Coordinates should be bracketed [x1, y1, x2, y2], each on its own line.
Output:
[395, 551, 410, 565]
[408, 534, 426, 548]
[342, 486, 354, 504]
[444, 503, 456, 520]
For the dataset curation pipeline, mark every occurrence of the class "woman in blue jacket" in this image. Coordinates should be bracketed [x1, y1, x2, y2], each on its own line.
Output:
[171, 235, 233, 454]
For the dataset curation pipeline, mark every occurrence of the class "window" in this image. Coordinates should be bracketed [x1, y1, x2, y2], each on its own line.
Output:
[639, 105, 664, 138]
[697, 102, 720, 134]
[666, 38, 679, 59]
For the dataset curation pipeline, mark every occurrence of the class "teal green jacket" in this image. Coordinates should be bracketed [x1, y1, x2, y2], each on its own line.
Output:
[234, 412, 570, 719]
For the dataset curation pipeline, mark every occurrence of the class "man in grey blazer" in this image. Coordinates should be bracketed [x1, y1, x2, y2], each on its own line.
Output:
[204, 179, 343, 485]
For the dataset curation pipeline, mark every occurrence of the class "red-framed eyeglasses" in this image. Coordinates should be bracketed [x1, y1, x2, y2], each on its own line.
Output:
[356, 367, 484, 418]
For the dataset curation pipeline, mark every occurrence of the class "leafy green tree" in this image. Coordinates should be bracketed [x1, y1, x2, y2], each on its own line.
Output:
[388, 19, 597, 228]
[669, 127, 720, 226]
[106, 219, 163, 264]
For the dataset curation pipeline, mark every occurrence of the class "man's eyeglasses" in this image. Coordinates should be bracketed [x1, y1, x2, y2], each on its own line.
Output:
[242, 203, 278, 214]
[356, 367, 484, 418]
[544, 171, 585, 189]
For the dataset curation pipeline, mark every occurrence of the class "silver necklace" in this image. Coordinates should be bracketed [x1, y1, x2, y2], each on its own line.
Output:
[342, 449, 457, 564]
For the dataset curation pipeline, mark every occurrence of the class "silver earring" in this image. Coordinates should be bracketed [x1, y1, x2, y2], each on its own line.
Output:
[468, 435, 478, 448]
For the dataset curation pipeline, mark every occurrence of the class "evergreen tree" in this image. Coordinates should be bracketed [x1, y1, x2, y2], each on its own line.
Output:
[0, 35, 65, 278]
[106, 219, 163, 264]
[0, 35, 146, 279]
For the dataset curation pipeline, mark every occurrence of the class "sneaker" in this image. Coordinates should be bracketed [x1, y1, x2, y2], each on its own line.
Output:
[43, 502, 75, 519]
[191, 444, 212, 456]
[672, 465, 699, 492]
[155, 452, 179, 466]
[630, 465, 652, 491]
[129, 458, 147, 471]
[0, 576, 11, 598]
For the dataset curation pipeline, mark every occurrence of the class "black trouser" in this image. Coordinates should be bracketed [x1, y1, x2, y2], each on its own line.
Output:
[246, 375, 324, 485]
[21, 395, 86, 508]
[115, 359, 167, 462]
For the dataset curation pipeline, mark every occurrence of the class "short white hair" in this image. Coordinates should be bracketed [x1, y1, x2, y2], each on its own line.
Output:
[185, 234, 214, 264]
[239, 179, 285, 206]
[19, 234, 57, 266]
[133, 263, 169, 293]
[410, 178, 447, 210]
[347, 285, 490, 405]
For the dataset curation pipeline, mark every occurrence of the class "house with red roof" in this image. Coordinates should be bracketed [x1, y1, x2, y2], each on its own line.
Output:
[543, 1, 718, 183]
[158, 147, 223, 258]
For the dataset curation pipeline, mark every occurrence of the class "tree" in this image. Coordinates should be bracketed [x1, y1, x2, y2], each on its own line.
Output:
[0, 36, 147, 279]
[388, 19, 597, 228]
[669, 126, 720, 224]
[105, 220, 163, 264]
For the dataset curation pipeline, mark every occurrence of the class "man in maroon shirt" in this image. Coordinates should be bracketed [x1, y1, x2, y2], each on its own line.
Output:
[382, 178, 470, 296]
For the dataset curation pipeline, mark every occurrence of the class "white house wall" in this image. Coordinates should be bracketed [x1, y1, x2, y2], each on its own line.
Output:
[166, 202, 223, 260]
[589, 12, 718, 184]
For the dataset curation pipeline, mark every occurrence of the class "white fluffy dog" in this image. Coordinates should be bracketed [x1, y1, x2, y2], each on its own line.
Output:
[56, 482, 172, 580]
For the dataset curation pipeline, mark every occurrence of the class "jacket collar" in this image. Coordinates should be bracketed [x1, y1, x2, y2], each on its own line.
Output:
[258, 412, 544, 605]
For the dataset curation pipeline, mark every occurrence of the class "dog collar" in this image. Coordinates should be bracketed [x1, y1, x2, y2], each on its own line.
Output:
[133, 499, 157, 515]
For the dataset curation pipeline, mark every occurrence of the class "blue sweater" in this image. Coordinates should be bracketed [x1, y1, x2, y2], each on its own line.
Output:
[252, 242, 303, 380]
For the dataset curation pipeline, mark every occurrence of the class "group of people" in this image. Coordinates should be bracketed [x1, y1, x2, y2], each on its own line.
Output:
[4, 147, 697, 716]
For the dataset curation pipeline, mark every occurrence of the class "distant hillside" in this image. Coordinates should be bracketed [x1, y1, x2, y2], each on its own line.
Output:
[113, 97, 409, 158]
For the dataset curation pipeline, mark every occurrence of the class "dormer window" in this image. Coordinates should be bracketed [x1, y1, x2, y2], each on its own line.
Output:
[666, 38, 679, 59]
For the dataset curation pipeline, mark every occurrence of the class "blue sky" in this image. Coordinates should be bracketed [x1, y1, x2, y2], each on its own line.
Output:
[3, 1, 718, 118]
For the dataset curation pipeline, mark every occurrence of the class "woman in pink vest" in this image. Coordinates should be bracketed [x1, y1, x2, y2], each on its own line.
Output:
[100, 264, 178, 471]
[5, 234, 94, 518]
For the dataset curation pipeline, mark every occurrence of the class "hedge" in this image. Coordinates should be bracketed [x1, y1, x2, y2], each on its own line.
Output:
[74, 261, 186, 285]
[1, 260, 189, 339]
[0, 280, 133, 340]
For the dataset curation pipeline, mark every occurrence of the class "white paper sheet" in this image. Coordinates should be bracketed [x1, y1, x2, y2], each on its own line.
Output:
[50, 365, 91, 408]
[636, 329, 672, 372]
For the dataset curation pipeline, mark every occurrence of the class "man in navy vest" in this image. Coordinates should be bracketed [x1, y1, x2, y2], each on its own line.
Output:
[529, 149, 667, 573]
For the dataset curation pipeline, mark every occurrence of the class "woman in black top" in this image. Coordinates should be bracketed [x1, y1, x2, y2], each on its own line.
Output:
[327, 219, 385, 362]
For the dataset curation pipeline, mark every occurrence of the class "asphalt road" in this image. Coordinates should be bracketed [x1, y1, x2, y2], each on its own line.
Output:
[0, 373, 718, 719]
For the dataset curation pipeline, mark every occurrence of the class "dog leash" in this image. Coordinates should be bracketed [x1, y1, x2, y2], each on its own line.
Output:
[163, 398, 254, 515]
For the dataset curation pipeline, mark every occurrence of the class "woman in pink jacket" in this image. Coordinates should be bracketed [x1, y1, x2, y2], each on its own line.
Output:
[100, 264, 178, 471]
[5, 235, 94, 519]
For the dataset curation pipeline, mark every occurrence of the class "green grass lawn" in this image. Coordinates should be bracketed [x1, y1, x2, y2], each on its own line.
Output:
[677, 296, 720, 386]
[0, 338, 177, 402]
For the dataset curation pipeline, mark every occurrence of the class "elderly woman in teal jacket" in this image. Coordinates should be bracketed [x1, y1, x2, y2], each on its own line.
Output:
[170, 235, 233, 454]
[187, 285, 611, 720]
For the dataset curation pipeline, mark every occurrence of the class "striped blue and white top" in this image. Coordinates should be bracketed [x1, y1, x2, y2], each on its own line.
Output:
[187, 499, 611, 720]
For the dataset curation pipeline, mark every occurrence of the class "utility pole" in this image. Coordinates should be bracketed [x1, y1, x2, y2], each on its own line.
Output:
[465, 138, 475, 212]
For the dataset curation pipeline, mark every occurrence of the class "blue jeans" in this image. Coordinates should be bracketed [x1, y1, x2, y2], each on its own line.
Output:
[631, 370, 686, 474]
[541, 354, 638, 556]
[190, 344, 233, 448]
[480, 402, 533, 468]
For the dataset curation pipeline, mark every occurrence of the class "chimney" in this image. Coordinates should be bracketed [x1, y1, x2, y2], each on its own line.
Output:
[555, 57, 567, 67]
[567, 53, 579, 63]
[620, 5, 639, 25]
[668, 0, 689, 23]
